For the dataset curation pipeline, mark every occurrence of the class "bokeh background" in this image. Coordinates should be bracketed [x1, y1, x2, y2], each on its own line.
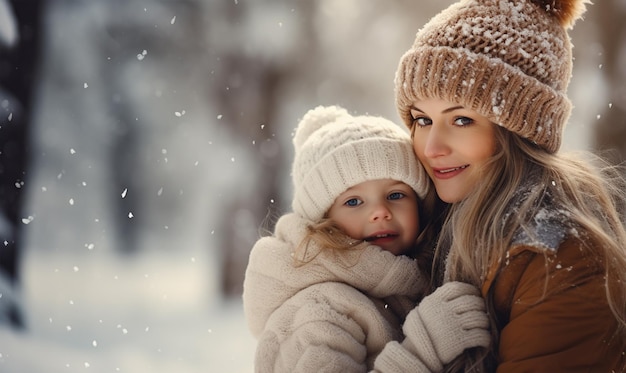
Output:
[0, 0, 625, 371]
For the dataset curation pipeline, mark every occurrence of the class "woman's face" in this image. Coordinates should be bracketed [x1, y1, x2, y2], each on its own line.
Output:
[409, 98, 497, 203]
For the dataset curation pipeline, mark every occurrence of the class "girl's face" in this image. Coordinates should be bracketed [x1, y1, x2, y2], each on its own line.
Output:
[327, 179, 420, 256]
[409, 98, 497, 203]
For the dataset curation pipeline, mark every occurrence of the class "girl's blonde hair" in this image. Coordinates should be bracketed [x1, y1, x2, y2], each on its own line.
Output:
[292, 219, 365, 266]
[436, 125, 626, 372]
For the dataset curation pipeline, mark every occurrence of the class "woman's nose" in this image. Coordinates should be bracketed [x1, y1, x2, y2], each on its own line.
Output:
[422, 124, 450, 158]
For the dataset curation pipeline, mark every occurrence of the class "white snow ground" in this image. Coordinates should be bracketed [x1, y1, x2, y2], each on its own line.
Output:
[0, 250, 256, 373]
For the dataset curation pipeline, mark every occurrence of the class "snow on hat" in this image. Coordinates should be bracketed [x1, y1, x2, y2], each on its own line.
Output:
[395, 0, 589, 153]
[292, 105, 430, 222]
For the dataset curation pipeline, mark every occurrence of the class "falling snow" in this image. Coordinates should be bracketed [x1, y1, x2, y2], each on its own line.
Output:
[137, 50, 148, 60]
[0, 0, 612, 372]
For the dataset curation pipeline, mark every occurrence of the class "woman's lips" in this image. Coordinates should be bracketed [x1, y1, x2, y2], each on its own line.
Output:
[432, 165, 468, 179]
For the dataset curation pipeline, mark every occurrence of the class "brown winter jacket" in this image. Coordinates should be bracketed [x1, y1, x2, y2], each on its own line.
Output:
[483, 232, 626, 372]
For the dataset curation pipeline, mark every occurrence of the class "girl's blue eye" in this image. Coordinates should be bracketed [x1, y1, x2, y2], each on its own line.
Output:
[388, 192, 405, 200]
[344, 198, 362, 207]
[453, 116, 473, 126]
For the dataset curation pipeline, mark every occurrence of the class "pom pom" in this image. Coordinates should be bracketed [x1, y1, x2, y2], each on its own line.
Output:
[529, 0, 590, 28]
[293, 105, 350, 150]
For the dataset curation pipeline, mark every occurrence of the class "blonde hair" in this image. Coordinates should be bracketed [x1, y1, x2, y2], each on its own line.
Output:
[435, 126, 626, 371]
[293, 219, 365, 265]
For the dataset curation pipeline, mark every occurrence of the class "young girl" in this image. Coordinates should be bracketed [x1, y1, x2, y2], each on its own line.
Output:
[243, 105, 491, 372]
[380, 0, 626, 371]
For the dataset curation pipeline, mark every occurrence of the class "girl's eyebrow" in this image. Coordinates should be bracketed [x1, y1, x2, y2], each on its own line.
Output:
[390, 180, 408, 187]
[411, 105, 465, 114]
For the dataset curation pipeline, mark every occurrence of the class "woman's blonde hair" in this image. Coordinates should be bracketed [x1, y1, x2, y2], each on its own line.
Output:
[436, 125, 626, 372]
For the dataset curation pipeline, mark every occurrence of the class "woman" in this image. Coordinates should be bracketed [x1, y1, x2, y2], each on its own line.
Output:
[374, 0, 626, 371]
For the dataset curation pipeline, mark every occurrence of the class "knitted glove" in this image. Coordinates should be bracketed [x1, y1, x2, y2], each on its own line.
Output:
[373, 281, 490, 372]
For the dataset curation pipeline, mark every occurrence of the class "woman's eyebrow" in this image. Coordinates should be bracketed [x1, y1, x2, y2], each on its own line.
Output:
[411, 105, 465, 114]
[442, 105, 465, 114]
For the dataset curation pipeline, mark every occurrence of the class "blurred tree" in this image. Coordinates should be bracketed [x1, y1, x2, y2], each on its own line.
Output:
[211, 1, 316, 296]
[0, 0, 43, 328]
[592, 0, 626, 164]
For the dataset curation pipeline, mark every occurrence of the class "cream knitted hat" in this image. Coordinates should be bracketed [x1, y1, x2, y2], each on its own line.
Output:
[292, 105, 430, 222]
[395, 0, 589, 153]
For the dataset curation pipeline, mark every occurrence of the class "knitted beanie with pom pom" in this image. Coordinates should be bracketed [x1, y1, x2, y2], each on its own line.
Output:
[292, 105, 430, 222]
[395, 0, 589, 153]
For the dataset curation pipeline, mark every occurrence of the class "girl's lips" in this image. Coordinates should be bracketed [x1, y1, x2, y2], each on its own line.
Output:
[432, 165, 468, 180]
[364, 231, 398, 244]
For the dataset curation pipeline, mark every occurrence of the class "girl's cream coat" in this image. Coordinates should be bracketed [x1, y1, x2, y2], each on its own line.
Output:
[243, 213, 427, 372]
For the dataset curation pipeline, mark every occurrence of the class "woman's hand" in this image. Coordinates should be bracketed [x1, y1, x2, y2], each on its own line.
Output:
[373, 281, 490, 372]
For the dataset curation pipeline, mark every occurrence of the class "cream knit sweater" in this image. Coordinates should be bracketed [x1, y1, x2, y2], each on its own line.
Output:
[243, 213, 427, 372]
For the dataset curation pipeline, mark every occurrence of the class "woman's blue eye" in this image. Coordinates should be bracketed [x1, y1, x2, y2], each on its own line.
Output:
[453, 116, 473, 126]
[345, 198, 362, 207]
[388, 192, 405, 200]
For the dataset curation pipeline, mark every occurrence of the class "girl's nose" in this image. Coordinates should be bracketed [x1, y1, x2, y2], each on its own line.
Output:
[370, 203, 392, 222]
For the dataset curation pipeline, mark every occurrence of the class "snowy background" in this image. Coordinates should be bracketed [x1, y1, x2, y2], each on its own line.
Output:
[0, 0, 623, 372]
